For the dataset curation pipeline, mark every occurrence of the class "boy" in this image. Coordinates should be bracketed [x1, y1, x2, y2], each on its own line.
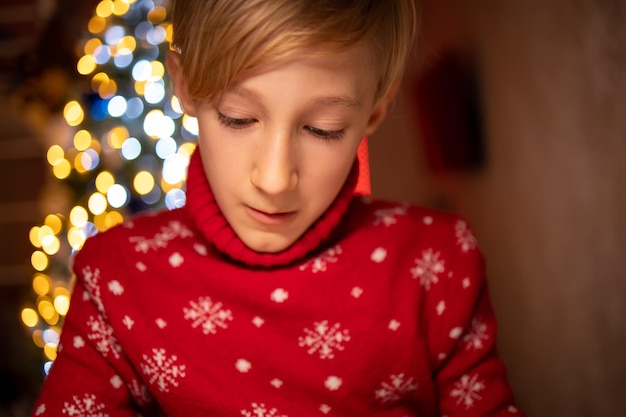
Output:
[31, 1, 524, 416]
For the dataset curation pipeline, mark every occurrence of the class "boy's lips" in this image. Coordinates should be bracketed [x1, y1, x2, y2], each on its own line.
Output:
[245, 205, 297, 225]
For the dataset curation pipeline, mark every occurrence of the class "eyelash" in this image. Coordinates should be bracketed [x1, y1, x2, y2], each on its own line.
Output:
[217, 113, 256, 129]
[217, 112, 345, 141]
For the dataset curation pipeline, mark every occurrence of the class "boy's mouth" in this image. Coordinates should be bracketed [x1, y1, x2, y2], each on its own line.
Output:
[245, 205, 296, 225]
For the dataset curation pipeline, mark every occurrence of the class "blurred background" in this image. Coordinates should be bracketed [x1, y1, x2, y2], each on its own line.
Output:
[0, 0, 625, 416]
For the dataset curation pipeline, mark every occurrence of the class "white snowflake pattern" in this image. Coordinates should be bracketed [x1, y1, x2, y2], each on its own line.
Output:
[375, 374, 418, 404]
[450, 374, 485, 409]
[129, 221, 193, 253]
[463, 318, 489, 351]
[62, 393, 108, 417]
[128, 379, 153, 406]
[183, 296, 233, 335]
[455, 220, 477, 252]
[373, 206, 407, 226]
[107, 280, 124, 295]
[86, 315, 121, 359]
[410, 249, 445, 290]
[299, 245, 342, 273]
[240, 403, 287, 417]
[298, 320, 350, 359]
[35, 404, 45, 416]
[141, 348, 186, 392]
[82, 266, 105, 315]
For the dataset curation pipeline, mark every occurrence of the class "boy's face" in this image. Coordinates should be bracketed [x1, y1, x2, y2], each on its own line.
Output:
[169, 45, 392, 253]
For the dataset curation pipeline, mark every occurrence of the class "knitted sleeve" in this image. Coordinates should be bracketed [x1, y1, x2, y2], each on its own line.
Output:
[424, 218, 524, 417]
[29, 237, 154, 417]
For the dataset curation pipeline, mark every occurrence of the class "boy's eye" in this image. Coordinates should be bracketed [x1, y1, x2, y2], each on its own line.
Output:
[305, 125, 346, 141]
[217, 113, 257, 129]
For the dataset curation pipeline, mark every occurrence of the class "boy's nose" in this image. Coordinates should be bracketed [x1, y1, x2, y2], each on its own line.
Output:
[250, 132, 299, 196]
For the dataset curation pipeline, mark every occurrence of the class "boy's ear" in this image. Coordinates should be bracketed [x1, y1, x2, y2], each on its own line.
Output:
[166, 51, 197, 117]
[364, 83, 400, 136]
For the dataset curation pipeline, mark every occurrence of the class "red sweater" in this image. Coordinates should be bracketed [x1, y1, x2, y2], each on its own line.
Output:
[31, 150, 523, 417]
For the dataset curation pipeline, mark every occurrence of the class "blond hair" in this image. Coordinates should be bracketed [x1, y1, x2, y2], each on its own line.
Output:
[172, 0, 418, 101]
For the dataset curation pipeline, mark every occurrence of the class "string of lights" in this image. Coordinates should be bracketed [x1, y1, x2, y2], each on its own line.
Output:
[20, 0, 197, 374]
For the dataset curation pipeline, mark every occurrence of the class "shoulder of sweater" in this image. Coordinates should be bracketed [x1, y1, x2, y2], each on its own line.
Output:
[73, 207, 189, 263]
[352, 196, 467, 232]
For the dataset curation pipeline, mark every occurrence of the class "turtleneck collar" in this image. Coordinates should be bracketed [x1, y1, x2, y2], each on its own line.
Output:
[184, 149, 359, 268]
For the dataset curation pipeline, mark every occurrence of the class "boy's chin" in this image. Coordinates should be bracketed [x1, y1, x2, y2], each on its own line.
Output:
[239, 231, 299, 254]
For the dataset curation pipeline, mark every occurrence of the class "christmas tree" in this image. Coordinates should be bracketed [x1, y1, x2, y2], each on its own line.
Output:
[20, 0, 196, 373]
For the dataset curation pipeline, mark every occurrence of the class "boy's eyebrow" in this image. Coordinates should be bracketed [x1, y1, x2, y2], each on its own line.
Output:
[225, 86, 362, 109]
[310, 95, 362, 109]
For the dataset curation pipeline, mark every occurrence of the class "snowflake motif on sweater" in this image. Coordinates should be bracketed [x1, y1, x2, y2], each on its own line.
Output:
[298, 321, 351, 359]
[298, 245, 342, 273]
[183, 296, 233, 335]
[61, 393, 108, 417]
[463, 317, 489, 350]
[410, 248, 445, 290]
[129, 221, 193, 253]
[375, 374, 419, 404]
[240, 403, 287, 417]
[373, 206, 407, 226]
[455, 220, 478, 252]
[81, 266, 105, 315]
[450, 374, 486, 409]
[140, 348, 186, 393]
[85, 315, 121, 359]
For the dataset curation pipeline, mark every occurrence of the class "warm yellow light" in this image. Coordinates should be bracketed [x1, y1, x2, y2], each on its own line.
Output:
[106, 211, 124, 229]
[96, 0, 113, 18]
[21, 308, 39, 328]
[134, 80, 145, 96]
[171, 96, 183, 114]
[70, 206, 88, 228]
[150, 60, 165, 80]
[73, 130, 92, 151]
[178, 142, 197, 157]
[47, 145, 64, 166]
[112, 0, 130, 16]
[164, 23, 173, 43]
[38, 298, 55, 320]
[44, 214, 63, 234]
[160, 177, 182, 193]
[107, 126, 129, 149]
[44, 343, 57, 361]
[67, 227, 87, 250]
[42, 235, 60, 256]
[54, 294, 70, 316]
[95, 171, 115, 193]
[37, 225, 53, 246]
[91, 72, 109, 92]
[147, 6, 167, 24]
[74, 152, 87, 174]
[31, 251, 48, 271]
[134, 171, 155, 195]
[88, 192, 108, 215]
[99, 78, 117, 98]
[52, 159, 71, 179]
[83, 38, 102, 55]
[90, 139, 102, 154]
[33, 274, 51, 296]
[77, 55, 97, 75]
[29, 226, 42, 248]
[32, 330, 44, 348]
[43, 312, 59, 326]
[117, 35, 136, 52]
[182, 114, 198, 134]
[88, 15, 106, 34]
[63, 101, 84, 126]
